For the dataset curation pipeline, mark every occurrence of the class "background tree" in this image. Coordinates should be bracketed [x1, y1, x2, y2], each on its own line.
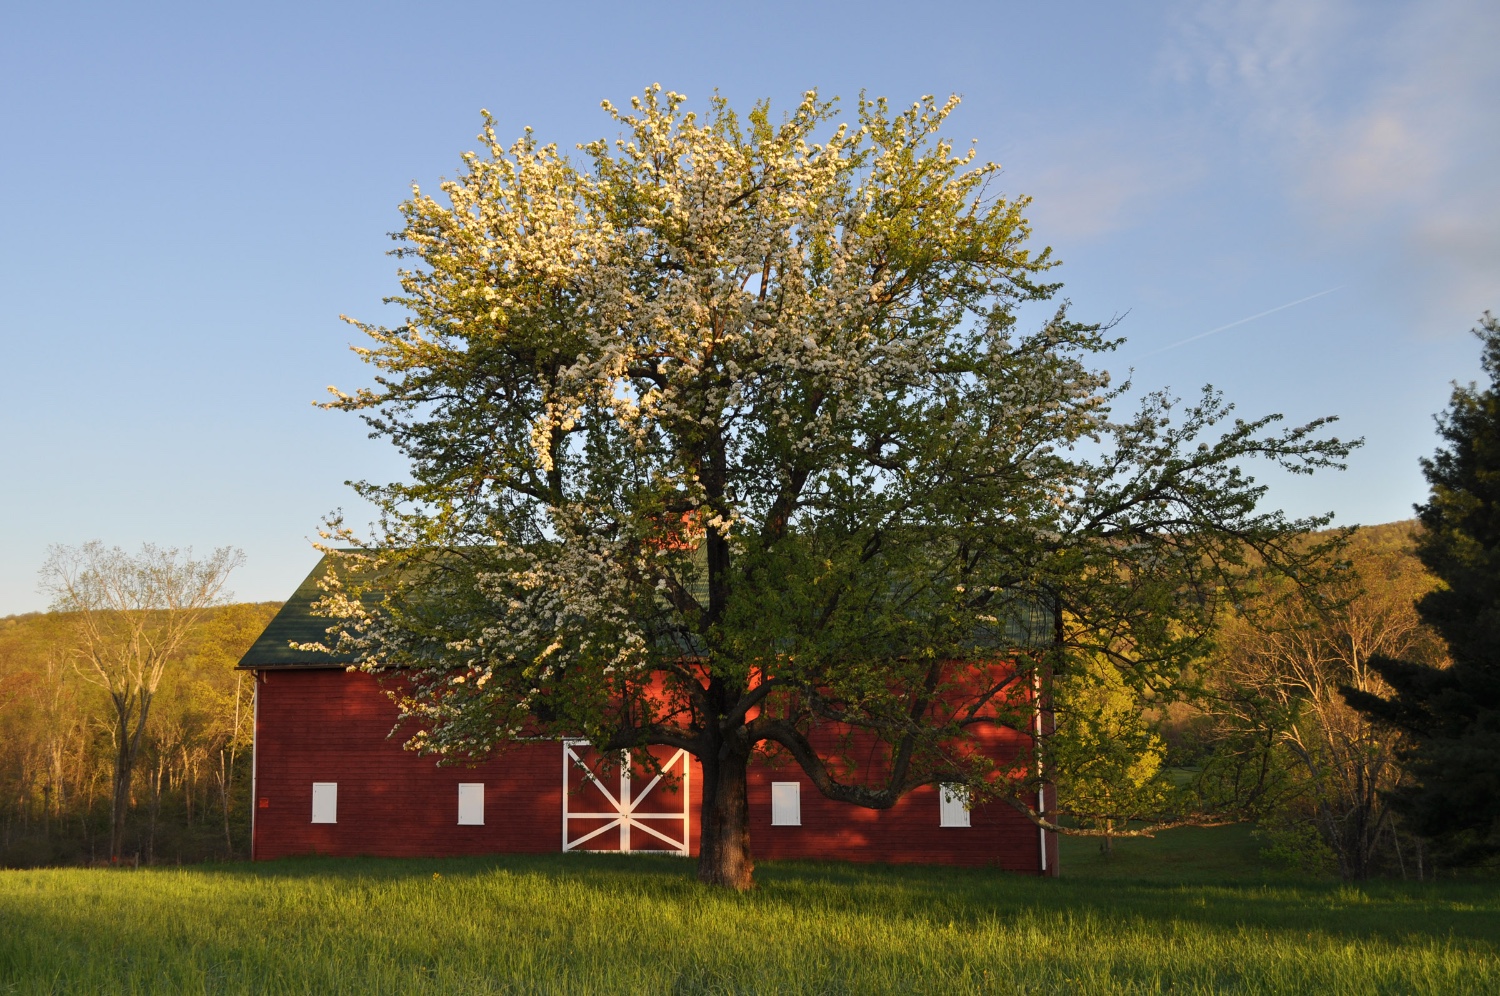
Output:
[0, 611, 83, 852]
[0, 601, 275, 867]
[1206, 523, 1443, 878]
[320, 87, 1354, 889]
[38, 542, 243, 860]
[1048, 652, 1173, 857]
[1348, 313, 1500, 865]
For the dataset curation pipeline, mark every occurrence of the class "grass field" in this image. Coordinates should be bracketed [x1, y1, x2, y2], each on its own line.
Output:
[2, 827, 1497, 994]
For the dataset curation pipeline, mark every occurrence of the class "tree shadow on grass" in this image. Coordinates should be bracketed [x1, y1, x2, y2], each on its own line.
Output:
[752, 853, 1500, 948]
[90, 840, 1500, 950]
[6, 847, 1500, 996]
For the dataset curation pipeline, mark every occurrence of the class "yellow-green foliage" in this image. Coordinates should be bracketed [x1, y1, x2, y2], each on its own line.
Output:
[1, 831, 1496, 995]
[1206, 520, 1446, 879]
[1051, 654, 1171, 832]
[0, 602, 279, 866]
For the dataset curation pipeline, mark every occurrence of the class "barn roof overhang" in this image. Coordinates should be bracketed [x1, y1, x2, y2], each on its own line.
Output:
[236, 553, 364, 671]
[238, 545, 1056, 672]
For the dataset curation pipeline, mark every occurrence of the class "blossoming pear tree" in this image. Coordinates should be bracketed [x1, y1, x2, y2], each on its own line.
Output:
[317, 87, 1355, 889]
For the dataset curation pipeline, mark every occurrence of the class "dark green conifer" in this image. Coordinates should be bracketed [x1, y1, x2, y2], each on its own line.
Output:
[1347, 312, 1500, 863]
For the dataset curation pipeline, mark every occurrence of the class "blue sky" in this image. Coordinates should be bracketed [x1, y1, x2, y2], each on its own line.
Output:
[2, 0, 1497, 613]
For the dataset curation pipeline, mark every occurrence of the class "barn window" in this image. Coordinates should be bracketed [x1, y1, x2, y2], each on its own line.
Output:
[939, 784, 970, 828]
[311, 782, 337, 824]
[770, 781, 801, 826]
[457, 783, 485, 825]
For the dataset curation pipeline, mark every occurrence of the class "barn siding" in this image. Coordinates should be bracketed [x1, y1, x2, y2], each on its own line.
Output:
[252, 669, 561, 860]
[252, 668, 1051, 873]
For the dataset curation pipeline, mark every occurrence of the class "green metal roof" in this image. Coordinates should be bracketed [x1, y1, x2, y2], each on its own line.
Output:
[237, 546, 1054, 671]
[236, 555, 360, 669]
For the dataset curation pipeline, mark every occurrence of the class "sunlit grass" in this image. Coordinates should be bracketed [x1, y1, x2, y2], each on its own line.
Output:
[2, 827, 1496, 994]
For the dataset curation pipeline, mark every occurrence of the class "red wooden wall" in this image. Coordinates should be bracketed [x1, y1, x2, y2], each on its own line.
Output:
[251, 668, 1054, 874]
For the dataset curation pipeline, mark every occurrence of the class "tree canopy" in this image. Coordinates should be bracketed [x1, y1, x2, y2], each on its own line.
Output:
[1205, 522, 1444, 878]
[320, 87, 1354, 888]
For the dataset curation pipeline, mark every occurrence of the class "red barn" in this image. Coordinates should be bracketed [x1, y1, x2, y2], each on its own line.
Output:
[239, 557, 1059, 874]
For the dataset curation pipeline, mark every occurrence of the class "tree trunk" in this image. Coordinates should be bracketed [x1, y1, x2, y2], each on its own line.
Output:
[109, 694, 152, 861]
[696, 745, 753, 890]
[218, 749, 235, 860]
[147, 754, 165, 865]
[109, 737, 132, 860]
[108, 698, 136, 861]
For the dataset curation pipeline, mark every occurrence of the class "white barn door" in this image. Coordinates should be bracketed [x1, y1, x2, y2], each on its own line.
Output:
[562, 740, 691, 855]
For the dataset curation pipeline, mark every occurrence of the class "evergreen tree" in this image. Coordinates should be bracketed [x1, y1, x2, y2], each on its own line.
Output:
[1347, 312, 1500, 863]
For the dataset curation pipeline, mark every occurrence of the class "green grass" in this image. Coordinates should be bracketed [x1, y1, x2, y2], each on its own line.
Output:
[2, 828, 1496, 994]
[1057, 823, 1276, 882]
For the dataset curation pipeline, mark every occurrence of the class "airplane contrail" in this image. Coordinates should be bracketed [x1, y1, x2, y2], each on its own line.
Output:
[1135, 286, 1344, 360]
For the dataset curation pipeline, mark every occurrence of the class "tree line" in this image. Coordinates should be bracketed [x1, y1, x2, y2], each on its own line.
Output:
[1051, 318, 1500, 882]
[0, 523, 1472, 878]
[0, 572, 276, 868]
[1194, 521, 1445, 879]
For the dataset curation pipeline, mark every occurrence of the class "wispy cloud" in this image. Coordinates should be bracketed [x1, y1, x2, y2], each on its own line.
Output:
[1001, 126, 1203, 247]
[1162, 0, 1500, 325]
[1165, 0, 1496, 206]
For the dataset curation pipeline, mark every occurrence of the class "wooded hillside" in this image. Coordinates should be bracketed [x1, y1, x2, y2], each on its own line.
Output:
[0, 522, 1454, 876]
[0, 602, 278, 867]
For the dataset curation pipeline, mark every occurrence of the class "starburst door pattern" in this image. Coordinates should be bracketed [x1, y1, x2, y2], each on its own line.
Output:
[561, 740, 692, 855]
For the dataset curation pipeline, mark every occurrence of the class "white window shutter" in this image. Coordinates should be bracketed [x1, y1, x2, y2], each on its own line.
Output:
[311, 782, 338, 824]
[770, 781, 801, 826]
[458, 783, 485, 825]
[939, 784, 970, 828]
